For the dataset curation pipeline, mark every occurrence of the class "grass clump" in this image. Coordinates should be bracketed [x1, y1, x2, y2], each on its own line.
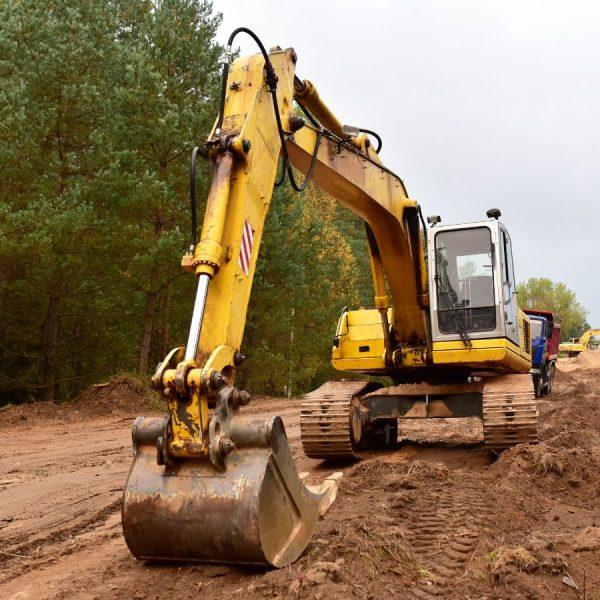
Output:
[487, 546, 538, 580]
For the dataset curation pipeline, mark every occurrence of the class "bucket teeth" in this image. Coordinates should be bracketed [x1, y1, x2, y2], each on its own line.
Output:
[121, 415, 340, 567]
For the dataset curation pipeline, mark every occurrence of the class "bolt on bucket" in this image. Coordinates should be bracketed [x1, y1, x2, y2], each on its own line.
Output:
[122, 415, 340, 567]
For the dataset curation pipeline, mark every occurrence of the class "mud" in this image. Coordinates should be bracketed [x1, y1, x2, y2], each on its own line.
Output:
[1, 358, 599, 599]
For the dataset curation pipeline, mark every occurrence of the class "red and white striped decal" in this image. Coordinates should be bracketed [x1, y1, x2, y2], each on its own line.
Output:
[237, 219, 254, 276]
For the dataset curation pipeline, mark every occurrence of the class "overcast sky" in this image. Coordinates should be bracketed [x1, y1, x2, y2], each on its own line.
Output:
[217, 1, 600, 324]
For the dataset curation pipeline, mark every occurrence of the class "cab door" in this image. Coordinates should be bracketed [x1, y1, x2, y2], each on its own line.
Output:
[500, 227, 519, 344]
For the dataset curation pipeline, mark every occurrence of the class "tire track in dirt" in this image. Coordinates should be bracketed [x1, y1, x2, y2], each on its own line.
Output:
[406, 490, 485, 599]
[0, 415, 133, 585]
[400, 456, 492, 598]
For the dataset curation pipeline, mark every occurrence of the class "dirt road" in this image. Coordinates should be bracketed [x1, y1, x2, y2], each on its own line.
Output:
[1, 363, 599, 599]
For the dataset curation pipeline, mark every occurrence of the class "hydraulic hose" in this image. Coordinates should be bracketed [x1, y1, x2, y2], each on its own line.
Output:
[215, 27, 269, 136]
[359, 128, 382, 154]
[293, 77, 382, 154]
[217, 27, 320, 192]
[213, 28, 401, 199]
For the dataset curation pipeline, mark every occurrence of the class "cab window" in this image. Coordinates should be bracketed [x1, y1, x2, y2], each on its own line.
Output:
[435, 227, 496, 333]
[501, 230, 516, 303]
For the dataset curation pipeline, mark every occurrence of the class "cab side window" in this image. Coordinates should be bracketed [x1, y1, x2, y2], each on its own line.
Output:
[501, 230, 516, 303]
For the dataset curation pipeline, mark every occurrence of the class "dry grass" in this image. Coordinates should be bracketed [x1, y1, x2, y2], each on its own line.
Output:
[487, 546, 538, 581]
[383, 460, 451, 491]
[355, 524, 420, 579]
[531, 448, 565, 476]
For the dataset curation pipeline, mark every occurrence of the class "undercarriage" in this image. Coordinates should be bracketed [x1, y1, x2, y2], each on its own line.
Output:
[301, 374, 538, 458]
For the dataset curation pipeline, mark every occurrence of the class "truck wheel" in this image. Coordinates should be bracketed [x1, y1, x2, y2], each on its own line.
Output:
[546, 364, 555, 394]
[533, 374, 542, 399]
[541, 366, 550, 397]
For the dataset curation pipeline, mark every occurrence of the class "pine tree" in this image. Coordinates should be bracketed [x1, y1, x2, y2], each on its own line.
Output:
[0, 0, 126, 402]
[110, 0, 223, 374]
[0, 0, 223, 402]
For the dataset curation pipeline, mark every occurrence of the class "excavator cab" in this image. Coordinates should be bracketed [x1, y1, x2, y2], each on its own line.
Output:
[332, 210, 531, 376]
[428, 209, 531, 373]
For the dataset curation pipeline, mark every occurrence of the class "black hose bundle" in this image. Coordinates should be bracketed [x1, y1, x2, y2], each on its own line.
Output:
[189, 27, 396, 247]
[218, 27, 321, 192]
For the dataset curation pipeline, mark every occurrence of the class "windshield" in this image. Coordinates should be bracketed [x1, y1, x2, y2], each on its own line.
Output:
[435, 227, 496, 333]
[530, 319, 544, 339]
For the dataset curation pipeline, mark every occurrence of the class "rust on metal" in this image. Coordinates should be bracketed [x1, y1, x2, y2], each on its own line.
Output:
[122, 415, 340, 567]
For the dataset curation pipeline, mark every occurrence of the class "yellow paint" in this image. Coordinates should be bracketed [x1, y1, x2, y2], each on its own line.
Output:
[432, 338, 530, 373]
[162, 49, 296, 456]
[332, 308, 532, 374]
[559, 329, 600, 354]
[287, 124, 427, 345]
[332, 308, 428, 372]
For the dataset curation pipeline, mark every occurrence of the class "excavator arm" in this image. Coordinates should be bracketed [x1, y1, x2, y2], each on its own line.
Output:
[122, 34, 429, 568]
[153, 45, 429, 459]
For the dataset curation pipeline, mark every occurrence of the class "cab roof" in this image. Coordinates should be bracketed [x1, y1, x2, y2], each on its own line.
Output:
[523, 308, 555, 322]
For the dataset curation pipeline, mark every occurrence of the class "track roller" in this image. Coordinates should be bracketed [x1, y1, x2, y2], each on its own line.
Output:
[300, 381, 381, 459]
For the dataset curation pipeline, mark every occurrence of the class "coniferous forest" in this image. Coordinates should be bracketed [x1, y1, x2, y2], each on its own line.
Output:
[0, 0, 372, 404]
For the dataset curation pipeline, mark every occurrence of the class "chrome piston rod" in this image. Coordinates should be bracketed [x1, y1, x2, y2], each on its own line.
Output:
[184, 274, 210, 361]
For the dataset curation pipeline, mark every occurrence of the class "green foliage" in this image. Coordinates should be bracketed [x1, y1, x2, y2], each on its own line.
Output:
[0, 0, 377, 405]
[0, 0, 129, 401]
[517, 277, 589, 340]
[0, 0, 223, 403]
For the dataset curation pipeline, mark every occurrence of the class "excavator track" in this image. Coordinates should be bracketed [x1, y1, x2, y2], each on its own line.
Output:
[482, 374, 538, 450]
[301, 381, 372, 460]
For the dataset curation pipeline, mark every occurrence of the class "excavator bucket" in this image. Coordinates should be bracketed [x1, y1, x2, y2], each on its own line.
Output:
[122, 414, 340, 567]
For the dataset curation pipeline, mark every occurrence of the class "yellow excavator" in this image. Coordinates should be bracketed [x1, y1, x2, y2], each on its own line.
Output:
[122, 28, 536, 568]
[559, 329, 600, 356]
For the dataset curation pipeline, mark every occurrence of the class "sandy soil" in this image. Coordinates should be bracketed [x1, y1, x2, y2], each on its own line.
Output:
[1, 357, 600, 599]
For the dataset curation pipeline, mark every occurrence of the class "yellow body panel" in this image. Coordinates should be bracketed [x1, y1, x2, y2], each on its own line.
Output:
[432, 338, 530, 373]
[331, 309, 387, 372]
[332, 308, 531, 375]
[331, 308, 430, 372]
[559, 342, 585, 354]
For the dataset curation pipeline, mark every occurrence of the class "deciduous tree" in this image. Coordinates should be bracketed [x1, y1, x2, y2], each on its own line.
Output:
[517, 277, 589, 340]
